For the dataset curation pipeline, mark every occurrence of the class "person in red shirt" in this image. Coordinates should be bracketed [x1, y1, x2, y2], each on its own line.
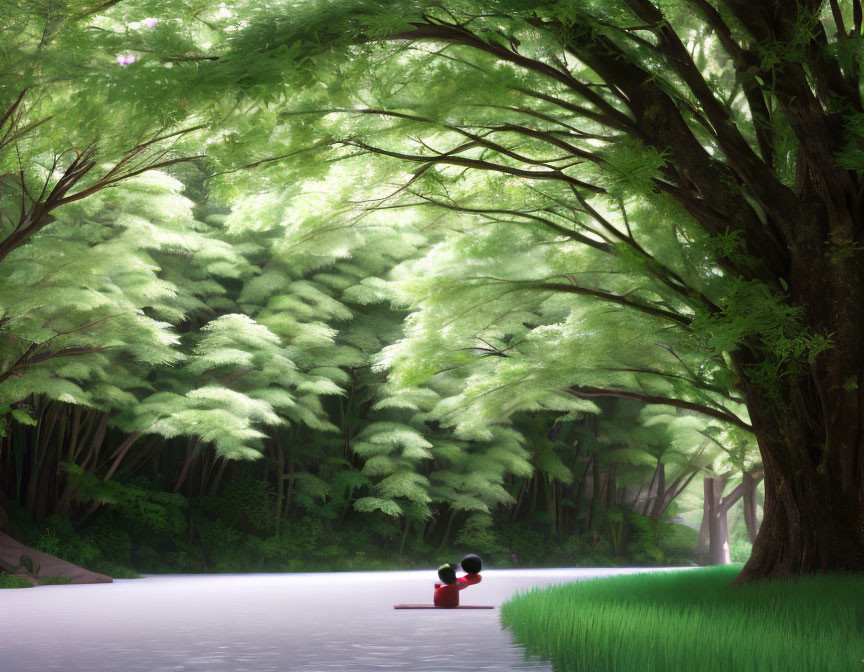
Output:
[433, 555, 482, 607]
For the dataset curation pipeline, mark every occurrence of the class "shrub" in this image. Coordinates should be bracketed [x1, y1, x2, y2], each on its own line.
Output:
[729, 536, 753, 563]
[0, 575, 33, 589]
[85, 517, 133, 564]
[657, 520, 699, 560]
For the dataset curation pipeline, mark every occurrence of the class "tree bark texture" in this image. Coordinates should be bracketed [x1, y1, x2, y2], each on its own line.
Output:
[562, 1, 864, 580]
[735, 335, 864, 580]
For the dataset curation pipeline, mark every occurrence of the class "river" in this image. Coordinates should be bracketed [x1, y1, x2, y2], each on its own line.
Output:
[0, 567, 667, 671]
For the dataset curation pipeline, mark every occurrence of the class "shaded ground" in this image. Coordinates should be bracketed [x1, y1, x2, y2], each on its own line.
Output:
[0, 568, 666, 671]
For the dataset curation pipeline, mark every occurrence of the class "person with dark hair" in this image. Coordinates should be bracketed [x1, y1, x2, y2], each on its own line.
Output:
[433, 563, 459, 607]
[433, 555, 482, 607]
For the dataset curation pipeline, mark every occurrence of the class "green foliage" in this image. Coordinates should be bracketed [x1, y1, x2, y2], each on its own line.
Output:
[64, 464, 187, 535]
[220, 466, 275, 531]
[692, 280, 833, 391]
[0, 575, 33, 589]
[730, 536, 753, 564]
[85, 520, 133, 565]
[657, 520, 699, 558]
[0, 0, 794, 578]
[27, 514, 102, 568]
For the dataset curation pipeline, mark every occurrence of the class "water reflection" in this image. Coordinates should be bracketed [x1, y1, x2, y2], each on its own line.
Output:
[0, 568, 662, 671]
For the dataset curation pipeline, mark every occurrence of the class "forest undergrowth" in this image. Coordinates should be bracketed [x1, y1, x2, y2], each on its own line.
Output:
[2, 466, 704, 579]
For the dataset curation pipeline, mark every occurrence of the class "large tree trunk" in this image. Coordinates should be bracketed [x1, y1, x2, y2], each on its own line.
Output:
[571, 0, 864, 581]
[732, 262, 864, 580]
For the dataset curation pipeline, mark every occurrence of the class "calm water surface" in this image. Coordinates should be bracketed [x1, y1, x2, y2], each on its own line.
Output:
[0, 567, 667, 671]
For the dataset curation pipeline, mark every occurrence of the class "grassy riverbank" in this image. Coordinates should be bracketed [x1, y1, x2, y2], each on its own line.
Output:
[501, 566, 864, 672]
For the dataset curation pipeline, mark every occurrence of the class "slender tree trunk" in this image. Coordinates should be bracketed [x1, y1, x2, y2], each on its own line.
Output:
[24, 402, 51, 516]
[704, 476, 731, 566]
[652, 468, 699, 522]
[102, 432, 140, 482]
[631, 482, 646, 513]
[173, 440, 200, 493]
[284, 456, 296, 516]
[529, 470, 538, 515]
[0, 493, 9, 534]
[641, 460, 661, 516]
[509, 477, 528, 524]
[274, 443, 285, 538]
[33, 404, 62, 521]
[1, 424, 11, 499]
[398, 518, 410, 559]
[79, 414, 108, 472]
[76, 432, 143, 524]
[547, 479, 558, 534]
[438, 508, 457, 551]
[36, 410, 65, 520]
[697, 503, 708, 559]
[587, 456, 601, 532]
[605, 461, 617, 509]
[713, 506, 731, 566]
[742, 470, 762, 544]
[648, 460, 665, 519]
[571, 455, 592, 535]
[209, 458, 228, 496]
[66, 406, 82, 462]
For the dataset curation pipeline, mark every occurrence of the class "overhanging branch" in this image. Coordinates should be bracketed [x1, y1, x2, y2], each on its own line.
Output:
[345, 139, 605, 193]
[528, 281, 693, 326]
[566, 385, 753, 432]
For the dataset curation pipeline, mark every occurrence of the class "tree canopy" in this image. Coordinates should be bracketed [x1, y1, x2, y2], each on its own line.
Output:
[2, 0, 863, 581]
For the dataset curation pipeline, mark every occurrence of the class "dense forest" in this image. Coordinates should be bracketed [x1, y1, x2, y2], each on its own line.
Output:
[0, 156, 752, 574]
[1, 0, 862, 583]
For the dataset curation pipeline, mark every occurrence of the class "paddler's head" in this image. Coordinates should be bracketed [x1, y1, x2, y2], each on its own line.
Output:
[437, 563, 457, 585]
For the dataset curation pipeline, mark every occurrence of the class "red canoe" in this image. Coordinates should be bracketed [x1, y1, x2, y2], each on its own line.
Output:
[393, 604, 494, 609]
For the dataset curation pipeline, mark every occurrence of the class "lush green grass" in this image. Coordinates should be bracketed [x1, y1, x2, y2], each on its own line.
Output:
[501, 567, 864, 672]
[0, 575, 33, 589]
